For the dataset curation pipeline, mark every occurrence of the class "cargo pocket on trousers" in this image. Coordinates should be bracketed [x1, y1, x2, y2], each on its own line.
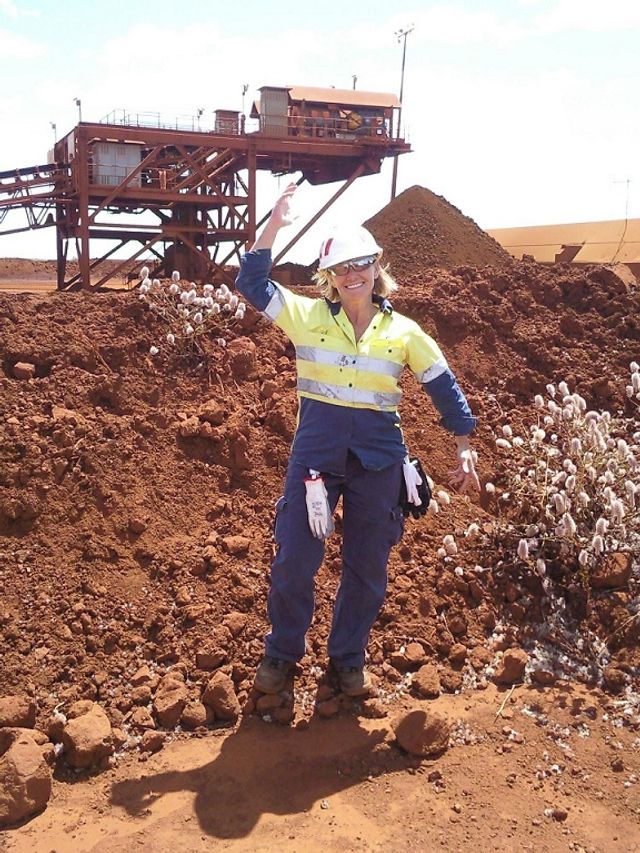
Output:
[273, 496, 288, 549]
[388, 505, 405, 546]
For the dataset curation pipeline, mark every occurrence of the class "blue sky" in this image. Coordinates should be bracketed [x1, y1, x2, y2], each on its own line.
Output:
[1, 0, 639, 262]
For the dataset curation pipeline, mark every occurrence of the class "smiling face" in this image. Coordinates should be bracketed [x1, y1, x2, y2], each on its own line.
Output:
[329, 256, 380, 309]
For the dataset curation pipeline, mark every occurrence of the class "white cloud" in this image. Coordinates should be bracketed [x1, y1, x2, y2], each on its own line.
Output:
[413, 6, 526, 45]
[0, 0, 19, 16]
[0, 26, 42, 58]
[0, 0, 38, 18]
[354, 7, 526, 49]
[534, 0, 640, 32]
[82, 22, 332, 120]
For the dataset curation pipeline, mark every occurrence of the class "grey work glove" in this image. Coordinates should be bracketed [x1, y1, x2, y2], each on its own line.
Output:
[304, 472, 334, 540]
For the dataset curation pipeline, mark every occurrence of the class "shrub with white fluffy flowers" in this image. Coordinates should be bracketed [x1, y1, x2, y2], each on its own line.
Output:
[137, 266, 246, 357]
[485, 374, 639, 585]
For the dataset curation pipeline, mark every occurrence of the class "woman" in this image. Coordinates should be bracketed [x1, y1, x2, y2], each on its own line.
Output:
[235, 183, 479, 697]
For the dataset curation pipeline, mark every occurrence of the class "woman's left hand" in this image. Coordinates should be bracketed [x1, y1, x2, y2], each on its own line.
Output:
[449, 436, 480, 494]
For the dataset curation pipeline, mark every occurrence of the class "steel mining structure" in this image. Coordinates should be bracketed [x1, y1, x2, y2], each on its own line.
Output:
[0, 86, 410, 290]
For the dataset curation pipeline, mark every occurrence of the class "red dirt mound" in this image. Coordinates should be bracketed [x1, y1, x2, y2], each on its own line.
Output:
[1, 251, 638, 737]
[366, 185, 513, 274]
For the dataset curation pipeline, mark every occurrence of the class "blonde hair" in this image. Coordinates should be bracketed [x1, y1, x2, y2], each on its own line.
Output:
[312, 257, 399, 302]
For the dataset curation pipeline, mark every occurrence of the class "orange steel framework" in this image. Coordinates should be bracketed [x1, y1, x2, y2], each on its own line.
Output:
[0, 114, 410, 291]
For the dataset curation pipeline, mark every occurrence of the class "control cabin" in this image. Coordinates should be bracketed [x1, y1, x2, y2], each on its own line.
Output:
[250, 85, 401, 141]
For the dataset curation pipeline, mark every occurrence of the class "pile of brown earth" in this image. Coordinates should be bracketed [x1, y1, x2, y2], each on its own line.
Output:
[0, 186, 638, 827]
[366, 185, 514, 274]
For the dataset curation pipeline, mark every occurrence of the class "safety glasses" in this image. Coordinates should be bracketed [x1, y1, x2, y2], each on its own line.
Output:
[328, 255, 377, 276]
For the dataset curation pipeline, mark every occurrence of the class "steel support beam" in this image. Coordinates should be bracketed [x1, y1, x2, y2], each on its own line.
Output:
[1, 117, 410, 290]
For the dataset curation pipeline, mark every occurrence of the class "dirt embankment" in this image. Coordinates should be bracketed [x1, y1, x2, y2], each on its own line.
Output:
[1, 185, 639, 849]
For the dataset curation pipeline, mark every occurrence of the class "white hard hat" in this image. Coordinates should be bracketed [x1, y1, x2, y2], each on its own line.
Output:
[317, 225, 382, 270]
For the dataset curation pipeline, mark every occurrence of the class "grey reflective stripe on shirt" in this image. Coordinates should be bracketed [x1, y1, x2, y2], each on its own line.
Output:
[416, 359, 448, 384]
[296, 345, 403, 378]
[262, 286, 286, 321]
[297, 377, 402, 408]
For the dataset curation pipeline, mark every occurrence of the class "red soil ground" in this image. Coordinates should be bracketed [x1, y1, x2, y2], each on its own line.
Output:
[1, 186, 638, 850]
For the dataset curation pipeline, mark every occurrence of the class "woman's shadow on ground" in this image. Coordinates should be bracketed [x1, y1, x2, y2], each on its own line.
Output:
[110, 712, 403, 839]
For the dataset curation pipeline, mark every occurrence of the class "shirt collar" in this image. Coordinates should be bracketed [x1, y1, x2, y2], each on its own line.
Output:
[324, 294, 394, 316]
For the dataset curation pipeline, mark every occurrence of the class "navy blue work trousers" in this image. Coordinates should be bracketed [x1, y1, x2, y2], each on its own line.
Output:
[265, 452, 404, 668]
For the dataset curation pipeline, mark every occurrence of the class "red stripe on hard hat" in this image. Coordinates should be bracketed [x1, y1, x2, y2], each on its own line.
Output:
[322, 238, 333, 257]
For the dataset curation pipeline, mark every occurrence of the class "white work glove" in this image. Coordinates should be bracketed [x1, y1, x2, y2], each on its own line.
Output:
[304, 473, 334, 540]
[402, 457, 423, 506]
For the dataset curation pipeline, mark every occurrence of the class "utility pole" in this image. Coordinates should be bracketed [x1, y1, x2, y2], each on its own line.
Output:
[390, 23, 414, 201]
[50, 122, 56, 145]
[611, 177, 633, 263]
[73, 97, 82, 122]
[352, 74, 357, 90]
[242, 84, 249, 116]
[613, 177, 632, 221]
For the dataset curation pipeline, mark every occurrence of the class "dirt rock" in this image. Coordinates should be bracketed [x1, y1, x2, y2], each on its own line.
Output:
[139, 730, 166, 754]
[222, 611, 247, 637]
[0, 695, 37, 729]
[226, 337, 257, 379]
[602, 667, 627, 693]
[590, 553, 632, 589]
[129, 707, 155, 730]
[469, 647, 493, 670]
[128, 516, 148, 535]
[272, 706, 295, 725]
[0, 728, 52, 827]
[180, 701, 210, 729]
[221, 535, 251, 556]
[46, 714, 66, 743]
[129, 665, 153, 687]
[112, 728, 127, 750]
[360, 698, 387, 718]
[439, 668, 463, 693]
[12, 362, 36, 380]
[531, 668, 556, 687]
[393, 709, 450, 757]
[153, 681, 189, 728]
[61, 703, 114, 769]
[197, 399, 226, 425]
[202, 672, 240, 721]
[0, 728, 48, 747]
[195, 648, 227, 670]
[131, 685, 152, 705]
[411, 664, 441, 699]
[66, 700, 95, 720]
[389, 642, 427, 672]
[255, 694, 283, 714]
[494, 648, 528, 684]
[448, 643, 468, 666]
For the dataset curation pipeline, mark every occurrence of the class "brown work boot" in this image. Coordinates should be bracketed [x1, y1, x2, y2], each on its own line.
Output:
[333, 664, 373, 697]
[254, 655, 295, 694]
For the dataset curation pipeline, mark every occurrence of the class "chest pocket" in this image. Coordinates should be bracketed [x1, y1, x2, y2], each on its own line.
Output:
[304, 325, 338, 348]
[367, 339, 406, 365]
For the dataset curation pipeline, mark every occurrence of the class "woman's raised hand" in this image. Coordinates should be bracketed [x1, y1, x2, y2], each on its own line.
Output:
[270, 182, 298, 228]
[251, 182, 298, 251]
